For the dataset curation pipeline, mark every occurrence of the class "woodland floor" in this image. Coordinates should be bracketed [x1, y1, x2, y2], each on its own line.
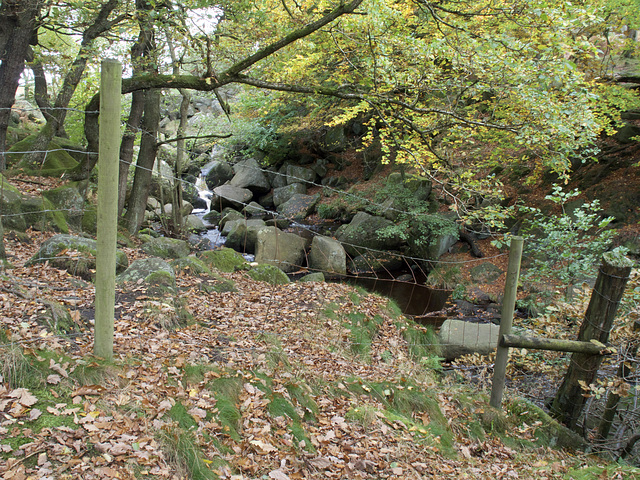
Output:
[1, 227, 638, 479]
[1, 138, 640, 478]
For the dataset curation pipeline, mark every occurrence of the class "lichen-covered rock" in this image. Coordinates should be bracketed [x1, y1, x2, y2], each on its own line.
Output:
[43, 182, 86, 231]
[276, 193, 320, 221]
[205, 159, 234, 190]
[230, 158, 270, 194]
[273, 183, 307, 207]
[255, 227, 308, 273]
[225, 220, 268, 254]
[197, 247, 247, 273]
[141, 237, 191, 259]
[335, 211, 403, 256]
[286, 165, 316, 186]
[211, 185, 253, 211]
[299, 272, 325, 282]
[219, 209, 244, 231]
[170, 256, 212, 275]
[438, 319, 499, 360]
[247, 264, 290, 285]
[309, 235, 346, 275]
[117, 257, 176, 297]
[27, 234, 128, 280]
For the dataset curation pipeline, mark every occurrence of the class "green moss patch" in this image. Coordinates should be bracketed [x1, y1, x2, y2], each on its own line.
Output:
[197, 248, 247, 273]
[246, 264, 290, 285]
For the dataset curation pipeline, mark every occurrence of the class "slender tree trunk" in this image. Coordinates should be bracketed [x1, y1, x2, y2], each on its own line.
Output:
[117, 91, 144, 216]
[0, 0, 42, 171]
[20, 0, 122, 168]
[123, 88, 160, 233]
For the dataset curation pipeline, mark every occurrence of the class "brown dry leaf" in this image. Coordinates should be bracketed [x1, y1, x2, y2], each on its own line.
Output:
[268, 470, 291, 480]
[308, 457, 333, 469]
[49, 359, 69, 377]
[47, 374, 62, 384]
[71, 385, 106, 396]
[10, 388, 38, 407]
[250, 440, 278, 454]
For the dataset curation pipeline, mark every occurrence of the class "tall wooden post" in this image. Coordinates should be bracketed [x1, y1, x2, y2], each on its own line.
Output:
[490, 236, 524, 409]
[94, 59, 121, 360]
[550, 252, 633, 430]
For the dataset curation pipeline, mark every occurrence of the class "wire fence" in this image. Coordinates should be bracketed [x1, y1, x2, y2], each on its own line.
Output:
[1, 102, 640, 465]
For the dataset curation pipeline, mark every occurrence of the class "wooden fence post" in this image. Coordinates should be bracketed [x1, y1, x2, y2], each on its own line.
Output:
[490, 236, 524, 409]
[550, 252, 634, 430]
[94, 59, 121, 360]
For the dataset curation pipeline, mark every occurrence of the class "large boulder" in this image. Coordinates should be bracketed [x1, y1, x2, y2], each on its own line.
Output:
[438, 319, 500, 361]
[230, 158, 270, 194]
[27, 234, 128, 280]
[286, 165, 316, 186]
[255, 227, 308, 273]
[309, 235, 346, 275]
[141, 237, 191, 259]
[322, 125, 347, 153]
[116, 257, 176, 296]
[205, 160, 234, 190]
[197, 248, 248, 273]
[211, 184, 253, 211]
[276, 193, 320, 221]
[246, 264, 290, 285]
[335, 211, 404, 256]
[0, 175, 68, 232]
[225, 220, 268, 254]
[407, 214, 459, 260]
[43, 182, 87, 231]
[273, 183, 307, 207]
[184, 214, 207, 233]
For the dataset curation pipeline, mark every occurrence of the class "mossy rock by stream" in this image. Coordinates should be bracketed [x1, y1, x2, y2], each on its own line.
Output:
[246, 264, 290, 285]
[7, 135, 79, 176]
[27, 234, 128, 279]
[197, 248, 248, 273]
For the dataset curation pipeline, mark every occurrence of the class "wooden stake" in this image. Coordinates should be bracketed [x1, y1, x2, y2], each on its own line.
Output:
[490, 236, 523, 409]
[94, 59, 121, 360]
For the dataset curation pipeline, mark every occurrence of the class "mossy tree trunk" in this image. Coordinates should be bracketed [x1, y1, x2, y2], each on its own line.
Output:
[550, 253, 634, 430]
[0, 0, 43, 171]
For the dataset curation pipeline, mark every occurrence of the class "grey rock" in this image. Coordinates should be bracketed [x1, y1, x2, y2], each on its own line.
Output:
[273, 183, 307, 207]
[276, 193, 320, 221]
[309, 235, 346, 275]
[230, 158, 270, 194]
[286, 165, 316, 186]
[335, 211, 404, 256]
[205, 160, 234, 189]
[225, 220, 268, 254]
[212, 184, 253, 210]
[255, 227, 308, 273]
[27, 234, 128, 279]
[141, 237, 191, 259]
[439, 319, 500, 360]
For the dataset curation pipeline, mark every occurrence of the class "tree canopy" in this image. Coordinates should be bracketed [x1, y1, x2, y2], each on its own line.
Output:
[2, 0, 639, 228]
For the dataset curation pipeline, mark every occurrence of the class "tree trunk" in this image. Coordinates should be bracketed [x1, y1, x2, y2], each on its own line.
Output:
[117, 91, 144, 216]
[123, 88, 160, 233]
[550, 253, 634, 430]
[117, 22, 154, 216]
[0, 0, 42, 171]
[20, 0, 122, 168]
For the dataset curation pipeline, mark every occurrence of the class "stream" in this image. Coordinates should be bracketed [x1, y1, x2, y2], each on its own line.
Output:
[192, 162, 451, 318]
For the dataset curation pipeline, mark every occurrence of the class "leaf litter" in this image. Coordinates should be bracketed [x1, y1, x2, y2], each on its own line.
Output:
[0, 230, 636, 479]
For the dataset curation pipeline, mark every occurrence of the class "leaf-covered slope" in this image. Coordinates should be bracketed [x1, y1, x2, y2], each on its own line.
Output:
[1, 230, 638, 479]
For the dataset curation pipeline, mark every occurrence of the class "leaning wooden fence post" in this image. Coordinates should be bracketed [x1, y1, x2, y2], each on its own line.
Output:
[490, 236, 524, 409]
[94, 59, 122, 360]
[550, 251, 633, 430]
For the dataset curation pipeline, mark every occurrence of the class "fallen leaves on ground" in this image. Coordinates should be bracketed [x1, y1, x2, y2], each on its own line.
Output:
[0, 230, 633, 479]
